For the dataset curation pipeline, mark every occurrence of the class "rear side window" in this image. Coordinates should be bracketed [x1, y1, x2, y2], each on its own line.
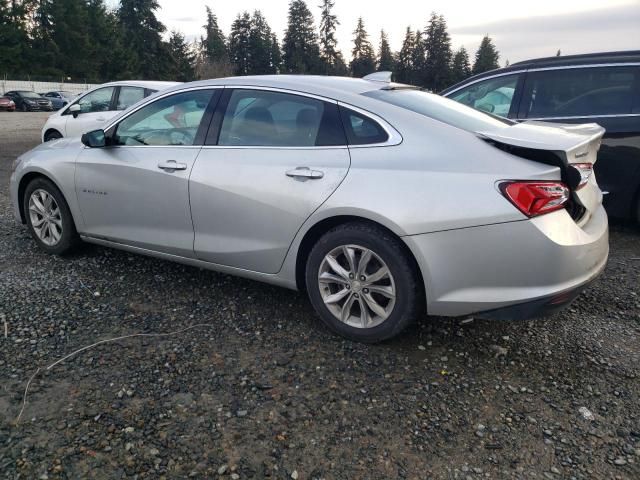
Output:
[116, 86, 145, 111]
[217, 89, 346, 147]
[522, 66, 637, 118]
[339, 107, 388, 145]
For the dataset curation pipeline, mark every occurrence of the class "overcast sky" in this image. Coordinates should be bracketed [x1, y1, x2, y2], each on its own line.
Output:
[152, 0, 640, 64]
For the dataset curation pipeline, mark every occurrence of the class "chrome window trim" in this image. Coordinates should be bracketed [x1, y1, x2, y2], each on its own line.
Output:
[444, 62, 640, 97]
[336, 101, 403, 148]
[444, 70, 526, 96]
[525, 113, 640, 121]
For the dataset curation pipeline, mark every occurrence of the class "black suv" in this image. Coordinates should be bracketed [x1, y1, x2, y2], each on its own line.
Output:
[441, 51, 640, 222]
[3, 90, 53, 112]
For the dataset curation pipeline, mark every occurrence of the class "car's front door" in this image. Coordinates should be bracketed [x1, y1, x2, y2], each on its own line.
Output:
[190, 88, 351, 273]
[64, 86, 117, 138]
[517, 65, 640, 218]
[75, 88, 219, 257]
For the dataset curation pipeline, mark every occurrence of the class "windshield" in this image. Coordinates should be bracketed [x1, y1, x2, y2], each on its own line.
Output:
[363, 89, 514, 133]
[18, 91, 42, 99]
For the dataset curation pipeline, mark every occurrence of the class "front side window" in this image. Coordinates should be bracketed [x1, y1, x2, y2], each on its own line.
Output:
[74, 87, 115, 114]
[113, 90, 214, 146]
[522, 66, 637, 118]
[217, 89, 346, 147]
[449, 74, 520, 118]
[116, 87, 146, 111]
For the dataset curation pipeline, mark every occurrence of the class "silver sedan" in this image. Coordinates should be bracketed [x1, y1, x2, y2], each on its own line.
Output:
[9, 74, 609, 342]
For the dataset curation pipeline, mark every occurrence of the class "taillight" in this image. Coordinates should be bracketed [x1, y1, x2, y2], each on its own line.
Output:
[571, 163, 593, 190]
[499, 181, 570, 217]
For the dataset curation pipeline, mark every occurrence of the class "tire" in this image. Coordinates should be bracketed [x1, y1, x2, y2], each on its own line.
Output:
[44, 130, 63, 142]
[305, 222, 423, 343]
[23, 177, 80, 255]
[21, 103, 28, 112]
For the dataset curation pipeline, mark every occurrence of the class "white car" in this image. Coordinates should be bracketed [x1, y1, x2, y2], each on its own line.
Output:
[41, 81, 181, 142]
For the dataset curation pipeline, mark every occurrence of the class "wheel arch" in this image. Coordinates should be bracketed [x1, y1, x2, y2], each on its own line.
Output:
[17, 172, 68, 224]
[294, 215, 426, 301]
[43, 128, 63, 142]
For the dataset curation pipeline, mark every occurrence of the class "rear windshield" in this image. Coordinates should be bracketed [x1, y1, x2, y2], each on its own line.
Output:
[18, 91, 42, 98]
[363, 89, 514, 133]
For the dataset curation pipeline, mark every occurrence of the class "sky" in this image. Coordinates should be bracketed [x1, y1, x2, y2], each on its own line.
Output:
[152, 0, 640, 64]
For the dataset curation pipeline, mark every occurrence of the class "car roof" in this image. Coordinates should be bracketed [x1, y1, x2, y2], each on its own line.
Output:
[440, 50, 640, 95]
[97, 80, 182, 91]
[161, 75, 394, 103]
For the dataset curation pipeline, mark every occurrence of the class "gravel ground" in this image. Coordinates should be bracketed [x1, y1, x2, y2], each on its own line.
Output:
[0, 111, 639, 479]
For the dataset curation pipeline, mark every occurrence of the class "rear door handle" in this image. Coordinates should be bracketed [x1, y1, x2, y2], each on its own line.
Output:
[158, 160, 188, 171]
[286, 167, 324, 180]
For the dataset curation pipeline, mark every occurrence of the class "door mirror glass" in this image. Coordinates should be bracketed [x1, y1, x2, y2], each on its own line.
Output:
[81, 129, 106, 148]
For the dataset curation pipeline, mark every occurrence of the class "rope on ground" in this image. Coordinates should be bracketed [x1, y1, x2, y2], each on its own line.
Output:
[13, 323, 215, 426]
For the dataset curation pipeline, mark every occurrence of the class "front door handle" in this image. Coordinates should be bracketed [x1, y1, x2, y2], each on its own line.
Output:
[286, 167, 324, 180]
[158, 160, 187, 171]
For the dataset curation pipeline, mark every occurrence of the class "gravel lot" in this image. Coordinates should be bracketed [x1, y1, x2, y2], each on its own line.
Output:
[0, 111, 639, 479]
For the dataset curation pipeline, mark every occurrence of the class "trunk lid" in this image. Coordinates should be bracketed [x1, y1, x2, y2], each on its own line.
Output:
[477, 121, 605, 224]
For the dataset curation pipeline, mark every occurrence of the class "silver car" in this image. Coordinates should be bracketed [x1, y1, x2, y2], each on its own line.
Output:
[9, 74, 609, 342]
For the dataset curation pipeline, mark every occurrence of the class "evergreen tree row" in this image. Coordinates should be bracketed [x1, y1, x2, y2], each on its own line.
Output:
[0, 0, 502, 91]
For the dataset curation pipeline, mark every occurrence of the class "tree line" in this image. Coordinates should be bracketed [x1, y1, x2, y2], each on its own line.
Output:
[0, 0, 502, 91]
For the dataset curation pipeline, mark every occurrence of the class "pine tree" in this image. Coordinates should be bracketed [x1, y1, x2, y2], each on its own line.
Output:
[556, 49, 561, 56]
[228, 12, 252, 75]
[450, 47, 471, 84]
[423, 13, 452, 91]
[87, 0, 135, 81]
[118, 0, 171, 79]
[269, 33, 282, 73]
[377, 30, 394, 72]
[472, 35, 500, 74]
[248, 10, 279, 74]
[411, 30, 426, 85]
[318, 0, 346, 75]
[282, 0, 321, 74]
[168, 30, 195, 81]
[0, 0, 31, 74]
[395, 27, 415, 84]
[202, 6, 227, 63]
[350, 17, 375, 78]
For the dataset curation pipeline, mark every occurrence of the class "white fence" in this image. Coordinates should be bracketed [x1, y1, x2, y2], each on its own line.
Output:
[1, 79, 98, 96]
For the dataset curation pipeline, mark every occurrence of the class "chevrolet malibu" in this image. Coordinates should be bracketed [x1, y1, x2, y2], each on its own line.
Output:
[10, 74, 609, 342]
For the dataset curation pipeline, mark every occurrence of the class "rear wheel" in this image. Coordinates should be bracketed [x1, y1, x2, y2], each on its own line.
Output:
[44, 130, 63, 142]
[305, 222, 422, 343]
[23, 177, 80, 255]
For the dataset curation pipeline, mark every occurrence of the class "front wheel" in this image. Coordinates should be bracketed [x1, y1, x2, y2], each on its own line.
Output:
[23, 177, 80, 255]
[305, 222, 423, 343]
[21, 103, 28, 112]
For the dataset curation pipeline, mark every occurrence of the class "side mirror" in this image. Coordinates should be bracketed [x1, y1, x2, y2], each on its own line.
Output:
[81, 129, 106, 148]
[69, 103, 81, 118]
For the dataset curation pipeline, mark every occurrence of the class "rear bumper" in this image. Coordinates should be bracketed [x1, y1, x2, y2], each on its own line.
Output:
[403, 205, 609, 318]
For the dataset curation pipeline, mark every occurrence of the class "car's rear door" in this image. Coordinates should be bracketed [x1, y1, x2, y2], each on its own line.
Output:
[75, 88, 220, 257]
[517, 64, 640, 218]
[189, 87, 350, 274]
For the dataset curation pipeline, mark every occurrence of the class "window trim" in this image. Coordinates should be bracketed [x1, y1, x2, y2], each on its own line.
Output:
[102, 87, 222, 148]
[517, 65, 640, 120]
[202, 86, 402, 149]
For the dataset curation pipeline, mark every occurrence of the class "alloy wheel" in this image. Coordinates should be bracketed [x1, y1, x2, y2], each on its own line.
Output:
[28, 189, 63, 246]
[318, 244, 396, 328]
